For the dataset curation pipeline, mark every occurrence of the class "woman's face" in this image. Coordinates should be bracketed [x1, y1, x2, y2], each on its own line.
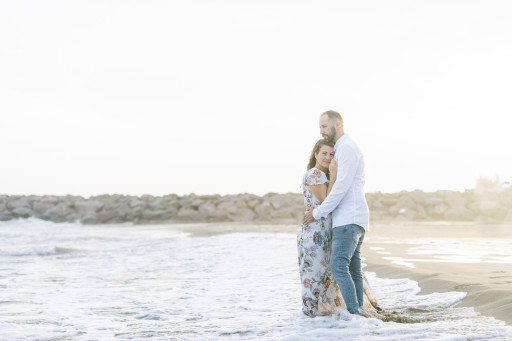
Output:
[315, 145, 334, 169]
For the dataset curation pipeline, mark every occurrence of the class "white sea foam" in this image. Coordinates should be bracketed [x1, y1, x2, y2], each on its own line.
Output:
[0, 219, 511, 340]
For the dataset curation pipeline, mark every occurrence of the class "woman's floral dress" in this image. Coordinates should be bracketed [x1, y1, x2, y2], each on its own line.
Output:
[297, 168, 344, 317]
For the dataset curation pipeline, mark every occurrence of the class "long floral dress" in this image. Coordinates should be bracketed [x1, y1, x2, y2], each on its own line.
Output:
[297, 167, 344, 317]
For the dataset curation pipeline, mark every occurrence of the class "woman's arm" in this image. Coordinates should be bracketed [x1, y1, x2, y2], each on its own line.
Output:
[309, 160, 337, 202]
[309, 183, 328, 202]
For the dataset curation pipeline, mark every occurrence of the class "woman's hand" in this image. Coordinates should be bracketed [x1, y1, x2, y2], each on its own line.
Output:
[329, 158, 338, 180]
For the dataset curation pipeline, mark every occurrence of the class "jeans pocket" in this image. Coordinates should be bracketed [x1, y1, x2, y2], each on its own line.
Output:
[338, 225, 358, 243]
[351, 227, 358, 243]
[346, 224, 364, 243]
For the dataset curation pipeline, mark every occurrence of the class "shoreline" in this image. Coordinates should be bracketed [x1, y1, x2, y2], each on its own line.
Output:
[363, 260, 512, 326]
[363, 222, 512, 325]
[165, 221, 512, 325]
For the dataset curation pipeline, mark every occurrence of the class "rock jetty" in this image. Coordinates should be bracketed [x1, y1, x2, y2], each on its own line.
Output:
[1, 187, 511, 224]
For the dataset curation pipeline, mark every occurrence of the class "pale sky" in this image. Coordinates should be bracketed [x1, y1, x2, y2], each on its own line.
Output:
[1, 0, 511, 197]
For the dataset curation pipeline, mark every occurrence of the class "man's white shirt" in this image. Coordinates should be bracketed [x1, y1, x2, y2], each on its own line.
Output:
[312, 134, 370, 231]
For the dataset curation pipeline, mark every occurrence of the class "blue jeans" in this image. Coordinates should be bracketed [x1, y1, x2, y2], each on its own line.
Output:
[330, 224, 365, 314]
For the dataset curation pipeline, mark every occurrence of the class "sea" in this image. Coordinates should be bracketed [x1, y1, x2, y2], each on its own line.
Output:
[1, 219, 511, 340]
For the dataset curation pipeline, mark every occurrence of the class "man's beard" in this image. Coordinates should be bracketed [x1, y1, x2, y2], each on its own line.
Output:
[323, 126, 336, 143]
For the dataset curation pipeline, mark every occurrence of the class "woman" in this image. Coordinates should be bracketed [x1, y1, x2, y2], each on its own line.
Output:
[297, 139, 343, 317]
[297, 139, 382, 317]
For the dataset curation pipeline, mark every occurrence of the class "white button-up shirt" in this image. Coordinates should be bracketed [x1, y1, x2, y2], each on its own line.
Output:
[312, 134, 370, 231]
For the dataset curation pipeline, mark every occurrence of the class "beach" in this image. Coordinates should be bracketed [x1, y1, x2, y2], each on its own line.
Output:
[2, 219, 512, 340]
[172, 220, 512, 325]
[363, 222, 512, 325]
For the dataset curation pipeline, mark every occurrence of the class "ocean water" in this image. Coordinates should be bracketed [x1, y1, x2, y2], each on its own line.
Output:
[1, 219, 511, 341]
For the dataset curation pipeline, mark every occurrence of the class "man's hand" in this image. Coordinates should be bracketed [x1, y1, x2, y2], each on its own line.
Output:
[329, 158, 338, 181]
[303, 207, 315, 225]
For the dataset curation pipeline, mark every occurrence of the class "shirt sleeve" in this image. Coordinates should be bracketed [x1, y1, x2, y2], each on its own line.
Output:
[312, 143, 360, 219]
[304, 168, 328, 186]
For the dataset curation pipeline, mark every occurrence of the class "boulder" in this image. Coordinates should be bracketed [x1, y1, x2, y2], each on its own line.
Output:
[395, 207, 415, 220]
[477, 200, 507, 220]
[424, 196, 444, 206]
[140, 207, 177, 221]
[369, 198, 385, 210]
[198, 202, 228, 221]
[265, 194, 299, 220]
[75, 199, 106, 224]
[169, 199, 181, 209]
[369, 209, 390, 221]
[136, 196, 179, 221]
[247, 199, 260, 209]
[177, 206, 206, 221]
[413, 205, 428, 220]
[178, 194, 205, 209]
[217, 199, 255, 222]
[0, 202, 13, 221]
[229, 207, 256, 221]
[254, 201, 272, 220]
[506, 208, 512, 221]
[380, 193, 400, 207]
[39, 195, 63, 205]
[7, 197, 31, 212]
[148, 196, 172, 211]
[270, 209, 294, 220]
[389, 194, 416, 216]
[93, 200, 131, 224]
[268, 194, 292, 210]
[365, 192, 377, 207]
[479, 200, 500, 212]
[444, 206, 474, 221]
[443, 191, 468, 208]
[426, 203, 448, 219]
[32, 201, 56, 216]
[408, 190, 427, 204]
[499, 187, 512, 207]
[11, 206, 33, 218]
[43, 202, 75, 222]
[0, 212, 13, 221]
[75, 199, 104, 214]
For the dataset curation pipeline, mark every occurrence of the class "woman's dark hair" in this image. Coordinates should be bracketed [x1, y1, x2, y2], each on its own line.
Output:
[307, 139, 335, 175]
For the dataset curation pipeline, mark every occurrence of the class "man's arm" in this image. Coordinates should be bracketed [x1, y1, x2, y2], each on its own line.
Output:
[312, 144, 360, 219]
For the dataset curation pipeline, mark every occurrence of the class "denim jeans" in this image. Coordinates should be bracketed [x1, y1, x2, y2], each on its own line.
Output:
[329, 224, 365, 314]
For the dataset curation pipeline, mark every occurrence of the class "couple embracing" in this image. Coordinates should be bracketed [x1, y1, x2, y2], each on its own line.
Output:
[298, 110, 380, 318]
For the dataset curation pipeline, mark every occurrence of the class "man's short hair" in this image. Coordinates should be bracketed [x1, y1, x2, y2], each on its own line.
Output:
[321, 110, 342, 123]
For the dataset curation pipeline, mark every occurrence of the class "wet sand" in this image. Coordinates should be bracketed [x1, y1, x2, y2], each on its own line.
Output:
[165, 221, 512, 325]
[362, 222, 512, 325]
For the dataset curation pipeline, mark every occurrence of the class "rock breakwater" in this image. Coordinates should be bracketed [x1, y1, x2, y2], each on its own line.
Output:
[1, 187, 511, 225]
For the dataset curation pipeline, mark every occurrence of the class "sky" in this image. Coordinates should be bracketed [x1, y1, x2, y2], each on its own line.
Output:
[1, 0, 511, 197]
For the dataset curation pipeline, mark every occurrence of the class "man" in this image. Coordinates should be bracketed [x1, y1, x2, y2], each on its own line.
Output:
[303, 110, 369, 316]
